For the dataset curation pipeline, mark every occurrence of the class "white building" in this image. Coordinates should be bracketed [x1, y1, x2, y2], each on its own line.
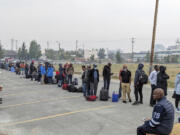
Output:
[84, 49, 98, 60]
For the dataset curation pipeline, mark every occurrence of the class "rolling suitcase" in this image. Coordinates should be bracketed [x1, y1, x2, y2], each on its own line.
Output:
[100, 87, 108, 101]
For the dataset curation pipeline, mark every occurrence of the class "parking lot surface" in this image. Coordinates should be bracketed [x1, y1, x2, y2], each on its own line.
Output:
[0, 69, 179, 135]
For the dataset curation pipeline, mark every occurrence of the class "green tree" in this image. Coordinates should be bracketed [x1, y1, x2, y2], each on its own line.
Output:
[154, 53, 158, 63]
[108, 52, 115, 60]
[116, 51, 122, 63]
[145, 51, 150, 62]
[90, 55, 95, 61]
[98, 48, 106, 59]
[29, 40, 42, 59]
[18, 42, 28, 60]
[0, 44, 3, 58]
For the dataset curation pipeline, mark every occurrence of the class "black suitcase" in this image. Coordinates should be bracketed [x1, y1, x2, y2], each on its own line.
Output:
[100, 87, 108, 101]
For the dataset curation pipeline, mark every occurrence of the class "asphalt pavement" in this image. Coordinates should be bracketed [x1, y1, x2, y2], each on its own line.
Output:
[0, 69, 179, 135]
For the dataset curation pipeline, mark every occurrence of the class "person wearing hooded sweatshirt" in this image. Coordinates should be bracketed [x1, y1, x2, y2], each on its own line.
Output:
[133, 63, 145, 105]
[40, 64, 46, 84]
[58, 64, 64, 87]
[89, 64, 99, 96]
[47, 64, 54, 84]
[174, 73, 180, 113]
[103, 63, 113, 97]
[156, 66, 169, 96]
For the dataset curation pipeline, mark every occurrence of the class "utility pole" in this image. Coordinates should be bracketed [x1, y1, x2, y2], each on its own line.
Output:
[83, 44, 85, 57]
[150, 0, 159, 74]
[47, 41, 49, 50]
[76, 40, 78, 56]
[131, 37, 135, 62]
[11, 39, 14, 51]
[15, 40, 18, 52]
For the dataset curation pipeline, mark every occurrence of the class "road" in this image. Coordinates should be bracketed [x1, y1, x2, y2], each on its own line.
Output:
[0, 69, 179, 135]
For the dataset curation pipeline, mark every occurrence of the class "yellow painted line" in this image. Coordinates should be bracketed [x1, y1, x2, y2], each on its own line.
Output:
[0, 95, 81, 109]
[3, 105, 115, 126]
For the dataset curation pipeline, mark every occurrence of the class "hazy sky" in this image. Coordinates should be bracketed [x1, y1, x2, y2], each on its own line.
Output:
[0, 0, 180, 52]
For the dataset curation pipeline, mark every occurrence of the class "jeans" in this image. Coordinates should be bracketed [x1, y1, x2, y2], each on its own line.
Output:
[104, 78, 110, 96]
[137, 123, 167, 135]
[58, 80, 63, 87]
[82, 83, 87, 96]
[150, 84, 157, 106]
[68, 75, 72, 84]
[48, 77, 52, 84]
[90, 80, 99, 96]
[134, 84, 143, 102]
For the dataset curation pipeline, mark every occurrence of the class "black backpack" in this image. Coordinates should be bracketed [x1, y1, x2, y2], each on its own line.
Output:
[73, 78, 78, 85]
[139, 71, 148, 84]
[100, 87, 108, 101]
[67, 85, 78, 92]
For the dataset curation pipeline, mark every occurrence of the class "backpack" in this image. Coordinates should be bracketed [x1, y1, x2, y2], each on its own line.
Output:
[100, 87, 108, 101]
[139, 71, 148, 84]
[73, 78, 78, 85]
[77, 86, 83, 93]
[67, 85, 78, 92]
[86, 95, 97, 101]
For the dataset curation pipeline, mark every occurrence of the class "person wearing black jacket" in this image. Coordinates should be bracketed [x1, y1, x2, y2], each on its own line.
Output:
[103, 63, 113, 97]
[89, 64, 99, 96]
[133, 63, 145, 105]
[156, 66, 169, 96]
[30, 61, 36, 81]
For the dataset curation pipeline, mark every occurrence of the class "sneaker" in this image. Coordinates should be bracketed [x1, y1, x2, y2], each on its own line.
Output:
[176, 108, 180, 113]
[132, 101, 139, 105]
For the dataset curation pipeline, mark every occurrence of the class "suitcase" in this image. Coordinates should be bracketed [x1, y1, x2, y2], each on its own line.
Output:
[62, 83, 68, 90]
[112, 91, 119, 102]
[100, 88, 108, 101]
[86, 95, 97, 101]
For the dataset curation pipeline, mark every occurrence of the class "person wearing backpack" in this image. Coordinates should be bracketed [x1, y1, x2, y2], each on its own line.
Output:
[149, 65, 159, 107]
[47, 64, 54, 84]
[174, 73, 180, 113]
[89, 64, 99, 96]
[156, 66, 169, 96]
[133, 63, 146, 105]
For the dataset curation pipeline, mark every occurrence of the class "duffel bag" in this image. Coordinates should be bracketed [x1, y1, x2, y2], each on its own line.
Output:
[67, 85, 78, 92]
[86, 95, 97, 101]
[62, 83, 68, 90]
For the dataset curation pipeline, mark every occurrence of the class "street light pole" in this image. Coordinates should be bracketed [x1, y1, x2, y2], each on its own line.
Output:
[150, 0, 159, 74]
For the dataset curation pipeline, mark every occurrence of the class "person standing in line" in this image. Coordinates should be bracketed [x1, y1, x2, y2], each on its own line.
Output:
[103, 63, 113, 98]
[89, 64, 99, 96]
[157, 66, 169, 96]
[67, 63, 74, 84]
[174, 72, 180, 113]
[25, 62, 29, 78]
[137, 88, 174, 135]
[81, 65, 87, 97]
[149, 65, 159, 107]
[20, 62, 25, 77]
[41, 64, 46, 84]
[47, 64, 54, 84]
[30, 61, 36, 81]
[37, 63, 42, 83]
[86, 65, 91, 96]
[120, 65, 132, 103]
[133, 63, 145, 105]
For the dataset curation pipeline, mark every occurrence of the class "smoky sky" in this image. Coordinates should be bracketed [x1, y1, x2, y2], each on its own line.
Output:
[0, 0, 180, 52]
